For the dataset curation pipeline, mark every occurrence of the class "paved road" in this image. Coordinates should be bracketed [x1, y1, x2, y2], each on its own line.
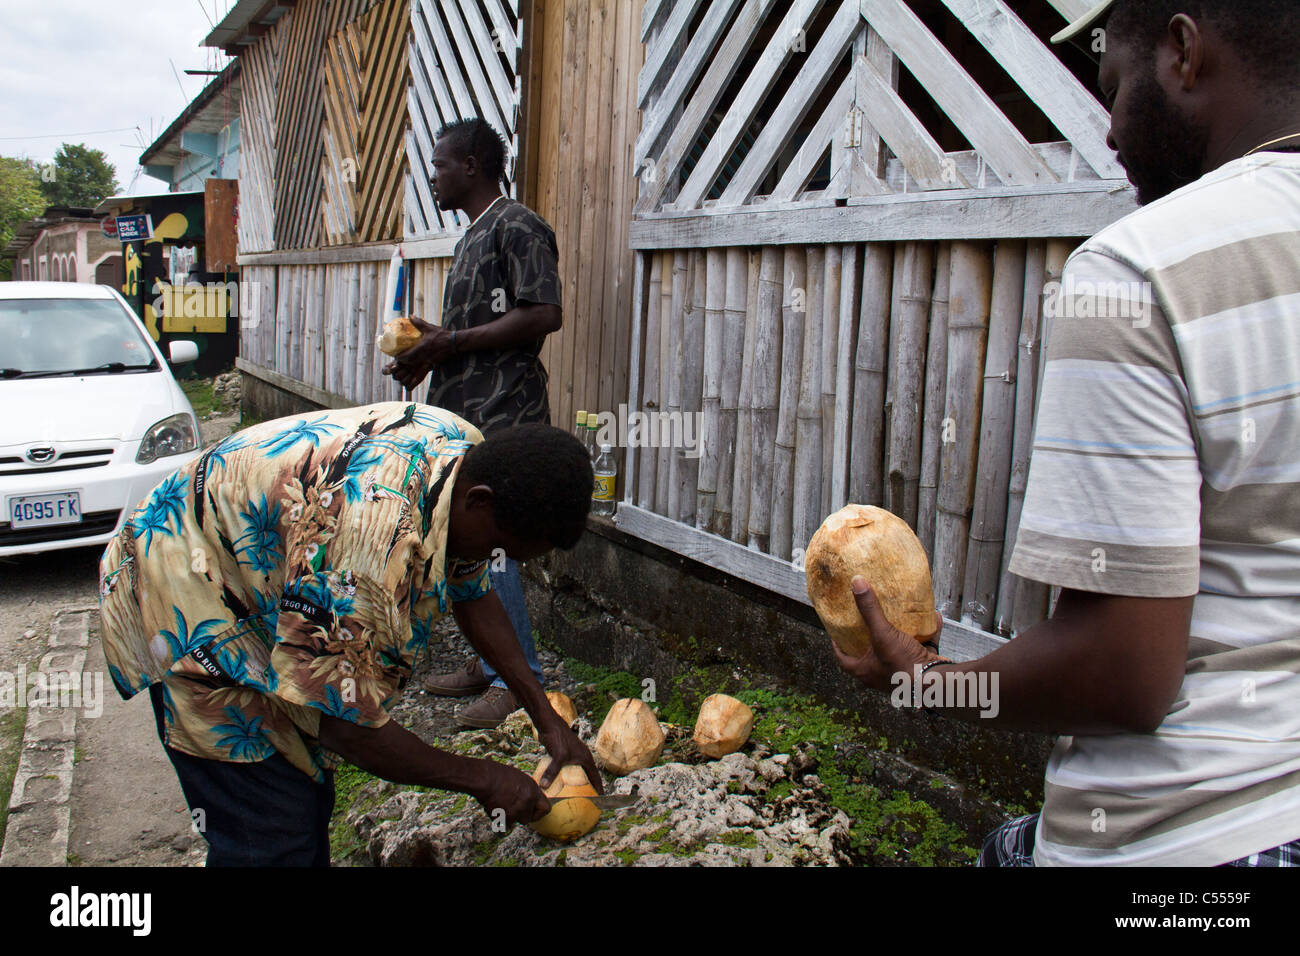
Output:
[0, 410, 240, 866]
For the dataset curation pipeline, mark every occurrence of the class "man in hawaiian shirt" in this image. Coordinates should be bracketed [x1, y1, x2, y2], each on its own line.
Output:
[386, 117, 565, 729]
[99, 402, 600, 865]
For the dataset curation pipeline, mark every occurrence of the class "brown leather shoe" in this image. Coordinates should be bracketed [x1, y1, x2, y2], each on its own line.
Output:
[424, 659, 490, 697]
[455, 686, 520, 729]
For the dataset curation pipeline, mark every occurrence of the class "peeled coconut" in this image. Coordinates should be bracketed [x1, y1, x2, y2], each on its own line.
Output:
[529, 757, 601, 843]
[594, 698, 665, 775]
[546, 691, 578, 727]
[805, 504, 941, 657]
[376, 316, 422, 356]
[527, 691, 580, 739]
[693, 694, 754, 758]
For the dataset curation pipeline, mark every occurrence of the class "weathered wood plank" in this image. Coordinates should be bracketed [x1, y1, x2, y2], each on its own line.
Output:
[731, 249, 761, 544]
[614, 502, 1009, 660]
[884, 241, 934, 527]
[853, 54, 969, 191]
[717, 0, 864, 207]
[860, 0, 1058, 186]
[637, 0, 706, 108]
[636, 0, 789, 213]
[933, 241, 993, 618]
[635, 0, 744, 166]
[748, 247, 783, 553]
[995, 239, 1046, 635]
[961, 240, 1026, 630]
[917, 242, 952, 560]
[674, 0, 829, 211]
[794, 246, 826, 556]
[940, 0, 1123, 179]
[848, 243, 892, 506]
[830, 243, 859, 512]
[630, 183, 1137, 247]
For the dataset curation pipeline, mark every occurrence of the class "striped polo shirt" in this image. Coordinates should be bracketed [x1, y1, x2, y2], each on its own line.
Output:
[1008, 152, 1300, 866]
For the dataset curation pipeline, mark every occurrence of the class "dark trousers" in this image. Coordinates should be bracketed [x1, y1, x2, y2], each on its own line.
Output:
[149, 683, 335, 866]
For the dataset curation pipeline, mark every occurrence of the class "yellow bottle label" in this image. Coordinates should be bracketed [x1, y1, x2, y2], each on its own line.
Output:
[593, 475, 615, 500]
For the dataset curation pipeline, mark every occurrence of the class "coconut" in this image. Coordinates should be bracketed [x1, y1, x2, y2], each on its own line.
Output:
[376, 316, 422, 356]
[693, 693, 754, 758]
[594, 698, 665, 775]
[529, 757, 601, 843]
[546, 691, 578, 727]
[804, 504, 941, 657]
[526, 691, 580, 739]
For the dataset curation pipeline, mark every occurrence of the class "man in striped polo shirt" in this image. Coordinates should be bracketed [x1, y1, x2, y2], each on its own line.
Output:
[836, 0, 1300, 865]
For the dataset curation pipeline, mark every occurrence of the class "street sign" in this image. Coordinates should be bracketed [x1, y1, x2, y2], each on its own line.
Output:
[115, 214, 153, 242]
[100, 217, 118, 240]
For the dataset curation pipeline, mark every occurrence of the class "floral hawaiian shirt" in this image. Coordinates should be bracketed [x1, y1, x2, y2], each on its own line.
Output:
[98, 402, 491, 782]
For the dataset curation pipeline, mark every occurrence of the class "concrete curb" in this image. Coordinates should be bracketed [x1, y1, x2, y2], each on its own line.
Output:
[0, 607, 94, 867]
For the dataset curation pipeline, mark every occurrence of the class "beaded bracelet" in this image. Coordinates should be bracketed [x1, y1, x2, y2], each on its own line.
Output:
[914, 657, 954, 710]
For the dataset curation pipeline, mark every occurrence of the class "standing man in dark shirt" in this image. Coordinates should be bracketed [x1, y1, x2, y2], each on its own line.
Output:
[386, 117, 563, 728]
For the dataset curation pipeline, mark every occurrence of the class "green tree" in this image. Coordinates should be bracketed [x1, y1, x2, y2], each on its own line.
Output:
[0, 157, 45, 280]
[38, 143, 119, 209]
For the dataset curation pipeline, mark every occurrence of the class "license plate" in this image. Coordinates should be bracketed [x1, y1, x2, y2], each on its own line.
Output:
[7, 491, 82, 529]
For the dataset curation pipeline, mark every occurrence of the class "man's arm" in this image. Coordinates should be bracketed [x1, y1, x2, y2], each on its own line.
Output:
[452, 590, 603, 792]
[838, 580, 1193, 735]
[385, 304, 561, 392]
[317, 714, 549, 824]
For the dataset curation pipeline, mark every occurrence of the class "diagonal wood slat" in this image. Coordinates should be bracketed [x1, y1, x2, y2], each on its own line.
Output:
[637, 0, 707, 108]
[635, 0, 745, 166]
[321, 20, 361, 244]
[941, 0, 1122, 179]
[636, 0, 781, 212]
[861, 0, 1058, 187]
[854, 53, 970, 190]
[238, 19, 281, 252]
[673, 0, 830, 210]
[716, 0, 862, 207]
[357, 0, 409, 242]
[406, 0, 521, 240]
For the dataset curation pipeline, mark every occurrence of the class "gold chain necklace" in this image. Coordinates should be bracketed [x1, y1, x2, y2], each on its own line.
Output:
[1244, 132, 1300, 156]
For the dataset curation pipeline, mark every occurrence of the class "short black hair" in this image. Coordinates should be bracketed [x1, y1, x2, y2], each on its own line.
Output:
[461, 423, 592, 549]
[1106, 1, 1300, 88]
[435, 117, 509, 185]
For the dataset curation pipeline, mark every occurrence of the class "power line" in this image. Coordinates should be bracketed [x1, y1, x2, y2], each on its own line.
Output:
[0, 126, 141, 142]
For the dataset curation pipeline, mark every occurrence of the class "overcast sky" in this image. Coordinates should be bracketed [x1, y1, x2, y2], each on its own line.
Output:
[0, 0, 237, 196]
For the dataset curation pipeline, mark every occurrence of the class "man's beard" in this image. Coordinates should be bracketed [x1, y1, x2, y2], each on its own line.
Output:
[1119, 66, 1211, 206]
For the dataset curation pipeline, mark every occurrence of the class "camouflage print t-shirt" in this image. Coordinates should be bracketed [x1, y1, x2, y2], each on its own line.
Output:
[97, 403, 491, 782]
[425, 197, 561, 435]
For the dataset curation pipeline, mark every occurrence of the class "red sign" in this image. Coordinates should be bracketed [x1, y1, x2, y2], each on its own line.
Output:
[100, 217, 119, 240]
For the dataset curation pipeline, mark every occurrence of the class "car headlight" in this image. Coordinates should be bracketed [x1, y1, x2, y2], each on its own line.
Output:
[136, 414, 199, 464]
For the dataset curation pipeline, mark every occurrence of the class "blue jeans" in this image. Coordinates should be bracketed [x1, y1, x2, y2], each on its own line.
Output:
[480, 557, 544, 689]
[149, 683, 334, 867]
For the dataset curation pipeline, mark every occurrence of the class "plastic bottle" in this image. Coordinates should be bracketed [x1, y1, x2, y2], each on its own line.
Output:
[592, 444, 616, 516]
[575, 410, 587, 445]
[586, 414, 601, 462]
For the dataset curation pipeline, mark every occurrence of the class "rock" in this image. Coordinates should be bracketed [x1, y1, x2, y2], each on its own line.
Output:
[347, 748, 852, 867]
[211, 372, 242, 410]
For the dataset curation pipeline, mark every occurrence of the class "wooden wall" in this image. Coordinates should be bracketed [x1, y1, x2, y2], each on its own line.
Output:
[240, 255, 455, 405]
[520, 0, 645, 433]
[625, 237, 1081, 637]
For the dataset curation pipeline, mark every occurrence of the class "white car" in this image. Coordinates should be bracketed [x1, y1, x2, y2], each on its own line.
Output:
[0, 282, 203, 557]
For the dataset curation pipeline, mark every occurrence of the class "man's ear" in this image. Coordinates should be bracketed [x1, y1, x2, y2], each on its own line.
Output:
[464, 483, 495, 511]
[462, 152, 479, 179]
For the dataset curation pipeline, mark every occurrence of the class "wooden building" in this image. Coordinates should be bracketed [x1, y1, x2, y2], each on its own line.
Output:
[211, 0, 1136, 653]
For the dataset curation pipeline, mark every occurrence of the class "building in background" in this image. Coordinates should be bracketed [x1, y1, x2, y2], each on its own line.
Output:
[3, 206, 124, 287]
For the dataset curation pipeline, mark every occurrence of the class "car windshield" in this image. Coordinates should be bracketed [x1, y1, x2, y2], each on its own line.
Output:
[0, 297, 157, 377]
